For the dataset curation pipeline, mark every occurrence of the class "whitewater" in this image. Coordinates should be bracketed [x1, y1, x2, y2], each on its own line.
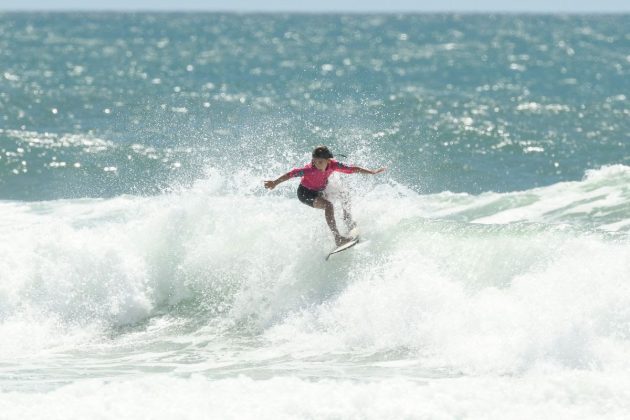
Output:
[2, 164, 630, 418]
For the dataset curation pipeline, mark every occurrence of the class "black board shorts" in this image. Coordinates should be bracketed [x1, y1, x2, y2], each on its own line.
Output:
[297, 184, 322, 207]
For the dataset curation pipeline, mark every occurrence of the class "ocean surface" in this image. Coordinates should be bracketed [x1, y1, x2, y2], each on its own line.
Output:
[1, 12, 629, 419]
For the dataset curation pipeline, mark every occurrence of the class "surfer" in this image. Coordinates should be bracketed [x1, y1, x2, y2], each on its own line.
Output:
[264, 146, 386, 246]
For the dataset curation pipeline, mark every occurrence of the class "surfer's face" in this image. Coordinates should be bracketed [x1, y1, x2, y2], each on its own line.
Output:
[312, 158, 329, 171]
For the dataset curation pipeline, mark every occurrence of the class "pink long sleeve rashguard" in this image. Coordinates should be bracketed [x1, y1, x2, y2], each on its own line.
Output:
[288, 159, 354, 191]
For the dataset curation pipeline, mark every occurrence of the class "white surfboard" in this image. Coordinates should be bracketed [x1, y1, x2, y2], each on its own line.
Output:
[325, 236, 360, 261]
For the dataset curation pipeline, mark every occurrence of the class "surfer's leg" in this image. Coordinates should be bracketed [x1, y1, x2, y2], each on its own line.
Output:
[313, 197, 351, 246]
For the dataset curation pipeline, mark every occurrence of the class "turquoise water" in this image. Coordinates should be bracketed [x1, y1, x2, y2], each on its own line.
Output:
[1, 13, 628, 199]
[1, 13, 630, 419]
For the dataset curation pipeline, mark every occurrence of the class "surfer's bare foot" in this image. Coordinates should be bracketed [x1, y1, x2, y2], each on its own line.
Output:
[335, 235, 352, 247]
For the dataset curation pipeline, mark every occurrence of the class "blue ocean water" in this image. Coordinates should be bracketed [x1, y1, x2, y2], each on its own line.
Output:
[1, 13, 630, 419]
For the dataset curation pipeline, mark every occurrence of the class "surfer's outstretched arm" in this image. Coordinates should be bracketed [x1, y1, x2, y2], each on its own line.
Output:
[264, 172, 292, 190]
[350, 166, 386, 175]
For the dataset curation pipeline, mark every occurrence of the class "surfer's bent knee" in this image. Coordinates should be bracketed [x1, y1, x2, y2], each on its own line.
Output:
[313, 197, 333, 210]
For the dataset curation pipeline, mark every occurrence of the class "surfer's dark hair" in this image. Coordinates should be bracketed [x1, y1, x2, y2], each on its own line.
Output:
[312, 145, 334, 159]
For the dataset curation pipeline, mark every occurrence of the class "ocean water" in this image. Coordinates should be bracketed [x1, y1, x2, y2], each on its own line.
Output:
[1, 12, 630, 419]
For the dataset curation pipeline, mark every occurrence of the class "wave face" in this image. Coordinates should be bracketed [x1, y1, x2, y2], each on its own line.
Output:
[1, 12, 630, 420]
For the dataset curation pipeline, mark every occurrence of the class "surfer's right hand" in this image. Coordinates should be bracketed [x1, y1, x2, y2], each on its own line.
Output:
[264, 180, 276, 190]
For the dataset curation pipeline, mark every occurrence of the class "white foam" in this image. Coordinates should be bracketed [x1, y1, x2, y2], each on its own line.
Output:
[2, 373, 630, 420]
[266, 230, 630, 373]
[0, 165, 629, 389]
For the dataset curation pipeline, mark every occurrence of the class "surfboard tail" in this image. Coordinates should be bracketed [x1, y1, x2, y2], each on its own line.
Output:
[325, 237, 360, 261]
